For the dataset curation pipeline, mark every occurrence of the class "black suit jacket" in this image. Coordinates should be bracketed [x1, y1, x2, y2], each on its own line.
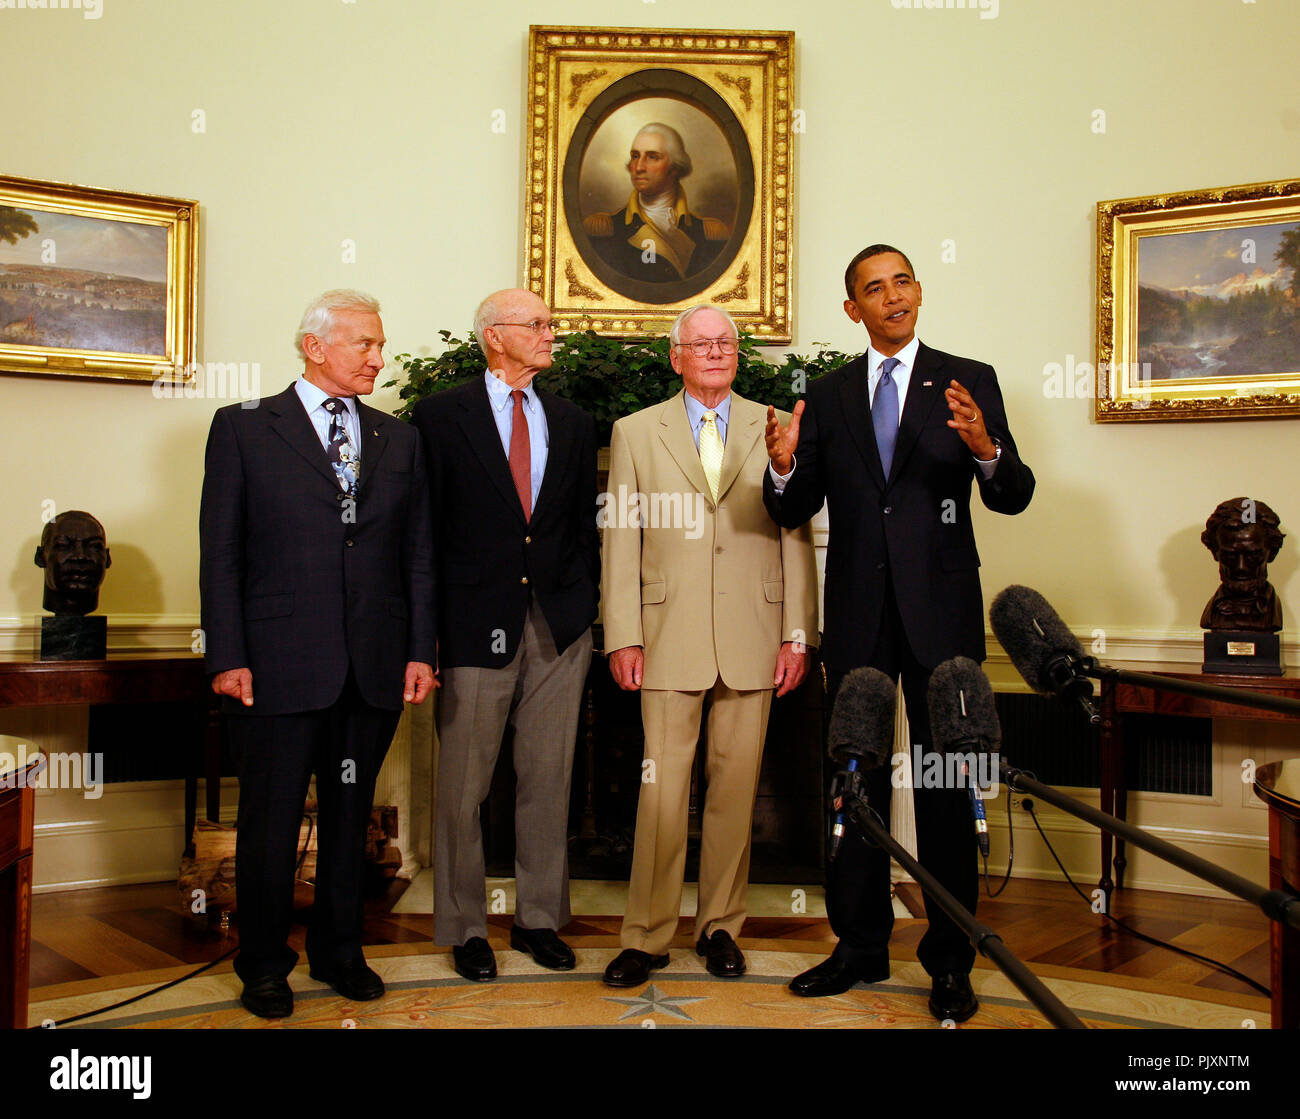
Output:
[411, 377, 599, 669]
[764, 343, 1034, 674]
[200, 384, 436, 716]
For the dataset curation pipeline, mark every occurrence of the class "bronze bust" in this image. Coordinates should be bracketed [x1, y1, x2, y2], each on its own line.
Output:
[34, 510, 112, 617]
[1200, 498, 1284, 633]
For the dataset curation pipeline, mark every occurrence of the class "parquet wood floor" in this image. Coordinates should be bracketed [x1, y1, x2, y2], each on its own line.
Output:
[29, 876, 1271, 1002]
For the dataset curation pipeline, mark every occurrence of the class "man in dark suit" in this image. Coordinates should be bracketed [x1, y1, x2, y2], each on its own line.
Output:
[763, 245, 1035, 1021]
[411, 288, 599, 983]
[200, 289, 436, 1019]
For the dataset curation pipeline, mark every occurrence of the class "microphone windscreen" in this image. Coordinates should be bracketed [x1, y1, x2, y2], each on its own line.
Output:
[989, 585, 1085, 694]
[927, 657, 1001, 755]
[827, 667, 897, 769]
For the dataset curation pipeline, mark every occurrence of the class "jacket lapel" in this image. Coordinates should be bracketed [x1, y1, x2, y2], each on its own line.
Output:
[715, 393, 761, 503]
[836, 354, 886, 491]
[268, 383, 340, 489]
[657, 389, 712, 498]
[888, 343, 945, 484]
[355, 400, 391, 496]
[530, 389, 570, 522]
[457, 377, 528, 524]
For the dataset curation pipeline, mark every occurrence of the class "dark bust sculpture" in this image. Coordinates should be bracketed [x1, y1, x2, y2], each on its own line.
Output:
[1200, 497, 1284, 633]
[34, 510, 112, 660]
[34, 510, 112, 616]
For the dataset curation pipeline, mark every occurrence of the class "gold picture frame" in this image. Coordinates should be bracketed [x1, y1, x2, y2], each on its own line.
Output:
[1096, 177, 1300, 422]
[523, 26, 794, 342]
[0, 173, 197, 384]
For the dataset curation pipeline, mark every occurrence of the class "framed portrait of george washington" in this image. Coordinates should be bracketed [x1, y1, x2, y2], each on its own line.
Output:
[0, 173, 197, 383]
[523, 27, 795, 342]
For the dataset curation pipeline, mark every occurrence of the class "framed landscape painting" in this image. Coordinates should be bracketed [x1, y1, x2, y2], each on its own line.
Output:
[1096, 177, 1300, 421]
[523, 27, 795, 341]
[0, 173, 197, 383]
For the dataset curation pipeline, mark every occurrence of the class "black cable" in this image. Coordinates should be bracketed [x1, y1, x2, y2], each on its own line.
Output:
[981, 786, 1015, 897]
[37, 814, 320, 1028]
[34, 945, 239, 1028]
[1022, 797, 1270, 998]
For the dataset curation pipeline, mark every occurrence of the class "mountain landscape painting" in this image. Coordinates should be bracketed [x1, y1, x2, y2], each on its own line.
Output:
[1136, 220, 1300, 381]
[0, 205, 168, 356]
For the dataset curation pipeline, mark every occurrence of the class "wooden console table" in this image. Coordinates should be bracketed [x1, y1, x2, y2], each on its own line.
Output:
[1099, 663, 1300, 903]
[1253, 760, 1300, 1030]
[0, 742, 39, 1030]
[0, 655, 219, 858]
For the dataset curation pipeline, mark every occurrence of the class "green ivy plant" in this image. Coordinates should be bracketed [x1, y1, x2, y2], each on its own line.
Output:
[387, 329, 854, 445]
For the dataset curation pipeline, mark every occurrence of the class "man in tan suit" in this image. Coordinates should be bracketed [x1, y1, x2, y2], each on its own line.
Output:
[600, 304, 818, 987]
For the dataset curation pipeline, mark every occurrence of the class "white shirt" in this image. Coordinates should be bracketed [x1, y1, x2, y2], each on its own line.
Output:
[295, 375, 360, 454]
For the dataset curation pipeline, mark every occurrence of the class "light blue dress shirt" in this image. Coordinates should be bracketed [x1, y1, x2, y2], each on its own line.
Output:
[484, 371, 549, 508]
[682, 390, 731, 449]
[296, 375, 361, 454]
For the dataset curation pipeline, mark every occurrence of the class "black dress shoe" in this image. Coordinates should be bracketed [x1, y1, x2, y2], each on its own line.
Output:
[308, 959, 385, 1001]
[240, 975, 293, 1019]
[510, 926, 576, 970]
[788, 952, 889, 997]
[452, 936, 497, 982]
[603, 948, 669, 988]
[696, 930, 746, 977]
[929, 972, 978, 1023]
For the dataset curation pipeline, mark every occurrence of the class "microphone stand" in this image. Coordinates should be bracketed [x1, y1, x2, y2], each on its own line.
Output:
[840, 774, 1086, 1029]
[1000, 760, 1300, 931]
[1082, 660, 1300, 718]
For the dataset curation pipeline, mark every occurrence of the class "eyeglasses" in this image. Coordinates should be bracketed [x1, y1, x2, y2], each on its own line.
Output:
[674, 336, 739, 357]
[491, 319, 560, 334]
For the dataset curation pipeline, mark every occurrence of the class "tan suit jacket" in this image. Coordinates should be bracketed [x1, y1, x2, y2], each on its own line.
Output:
[602, 389, 818, 691]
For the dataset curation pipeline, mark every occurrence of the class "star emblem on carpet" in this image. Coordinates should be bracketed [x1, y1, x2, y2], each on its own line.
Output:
[603, 983, 708, 1022]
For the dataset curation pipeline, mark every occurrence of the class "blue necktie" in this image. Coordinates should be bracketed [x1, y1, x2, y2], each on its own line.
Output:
[322, 397, 360, 496]
[872, 357, 900, 477]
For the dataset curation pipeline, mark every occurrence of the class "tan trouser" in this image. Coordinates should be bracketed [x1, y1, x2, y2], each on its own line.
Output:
[620, 682, 773, 955]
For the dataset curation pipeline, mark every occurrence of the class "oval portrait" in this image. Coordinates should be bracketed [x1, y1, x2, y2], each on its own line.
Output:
[563, 69, 754, 306]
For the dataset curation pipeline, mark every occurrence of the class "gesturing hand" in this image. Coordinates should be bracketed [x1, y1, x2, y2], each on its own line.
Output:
[945, 380, 996, 460]
[765, 401, 804, 475]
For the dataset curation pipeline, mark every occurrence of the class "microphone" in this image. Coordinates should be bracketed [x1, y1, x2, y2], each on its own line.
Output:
[826, 667, 897, 861]
[989, 585, 1099, 723]
[927, 658, 1000, 858]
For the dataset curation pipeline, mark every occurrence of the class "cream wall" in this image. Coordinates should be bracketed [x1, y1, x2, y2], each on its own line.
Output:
[2, 0, 1298, 889]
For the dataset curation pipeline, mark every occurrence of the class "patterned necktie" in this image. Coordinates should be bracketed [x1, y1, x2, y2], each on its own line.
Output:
[509, 389, 532, 521]
[699, 410, 724, 501]
[322, 397, 359, 496]
[872, 357, 901, 477]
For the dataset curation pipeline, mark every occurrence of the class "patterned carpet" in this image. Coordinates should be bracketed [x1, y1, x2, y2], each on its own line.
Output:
[29, 940, 1266, 1029]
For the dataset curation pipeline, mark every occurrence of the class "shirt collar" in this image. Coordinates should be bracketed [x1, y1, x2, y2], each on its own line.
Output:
[682, 389, 732, 430]
[866, 336, 921, 380]
[625, 185, 693, 228]
[484, 370, 539, 413]
[295, 374, 355, 416]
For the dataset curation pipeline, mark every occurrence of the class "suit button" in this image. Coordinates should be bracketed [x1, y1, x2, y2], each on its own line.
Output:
[883, 506, 893, 515]
[715, 546, 723, 554]
[345, 539, 355, 548]
[521, 576, 529, 585]
[336, 493, 348, 503]
[705, 503, 715, 513]
[525, 535, 532, 544]
[876, 562, 885, 571]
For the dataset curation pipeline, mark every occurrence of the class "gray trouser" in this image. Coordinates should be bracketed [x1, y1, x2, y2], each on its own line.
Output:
[434, 603, 591, 944]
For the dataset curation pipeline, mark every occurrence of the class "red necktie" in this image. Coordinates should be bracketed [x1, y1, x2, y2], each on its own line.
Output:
[509, 389, 532, 521]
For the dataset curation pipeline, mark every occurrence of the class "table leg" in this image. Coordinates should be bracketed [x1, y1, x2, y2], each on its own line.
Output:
[1099, 678, 1118, 912]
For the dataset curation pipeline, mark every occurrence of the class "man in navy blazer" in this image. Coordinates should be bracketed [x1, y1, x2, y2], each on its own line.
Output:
[200, 289, 436, 1018]
[763, 246, 1034, 1021]
[411, 288, 599, 983]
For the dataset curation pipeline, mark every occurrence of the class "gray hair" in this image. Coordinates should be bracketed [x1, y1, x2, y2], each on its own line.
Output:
[294, 289, 381, 360]
[473, 291, 510, 355]
[634, 122, 692, 179]
[669, 304, 738, 347]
